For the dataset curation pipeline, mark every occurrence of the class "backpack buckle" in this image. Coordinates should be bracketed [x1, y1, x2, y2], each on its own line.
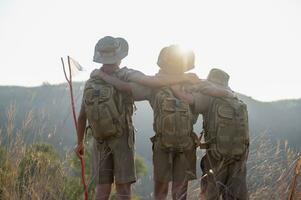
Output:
[199, 142, 209, 149]
[93, 89, 100, 97]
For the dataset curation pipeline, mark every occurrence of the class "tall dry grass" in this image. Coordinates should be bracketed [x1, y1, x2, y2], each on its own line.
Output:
[180, 132, 301, 200]
[247, 132, 300, 200]
[0, 104, 143, 200]
[0, 105, 84, 200]
[0, 104, 300, 200]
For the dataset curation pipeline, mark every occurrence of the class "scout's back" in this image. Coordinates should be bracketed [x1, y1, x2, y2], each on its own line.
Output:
[152, 88, 196, 151]
[203, 96, 249, 160]
[83, 77, 134, 141]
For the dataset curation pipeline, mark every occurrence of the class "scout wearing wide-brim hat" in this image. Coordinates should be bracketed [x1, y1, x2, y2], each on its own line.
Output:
[93, 36, 129, 64]
[157, 45, 195, 74]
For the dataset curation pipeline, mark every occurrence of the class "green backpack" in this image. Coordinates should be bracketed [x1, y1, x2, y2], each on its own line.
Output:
[203, 97, 249, 160]
[83, 77, 134, 141]
[153, 88, 196, 151]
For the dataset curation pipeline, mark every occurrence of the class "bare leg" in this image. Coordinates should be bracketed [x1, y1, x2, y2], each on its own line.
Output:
[95, 184, 112, 200]
[115, 183, 132, 200]
[154, 181, 169, 200]
[172, 181, 188, 200]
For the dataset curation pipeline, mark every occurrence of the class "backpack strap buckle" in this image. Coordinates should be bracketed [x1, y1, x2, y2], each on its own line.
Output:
[198, 130, 210, 149]
[199, 142, 210, 149]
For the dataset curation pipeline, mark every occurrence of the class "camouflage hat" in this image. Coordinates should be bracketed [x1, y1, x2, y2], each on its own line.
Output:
[207, 68, 230, 86]
[93, 36, 129, 64]
[157, 45, 195, 73]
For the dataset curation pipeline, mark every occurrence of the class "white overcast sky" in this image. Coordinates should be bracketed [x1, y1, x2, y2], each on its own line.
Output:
[0, 0, 300, 101]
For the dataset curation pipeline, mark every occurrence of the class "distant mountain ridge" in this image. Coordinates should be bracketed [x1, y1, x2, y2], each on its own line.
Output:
[238, 94, 301, 149]
[0, 83, 300, 157]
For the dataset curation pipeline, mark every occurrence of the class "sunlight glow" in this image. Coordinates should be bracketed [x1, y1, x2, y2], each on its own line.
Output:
[176, 45, 193, 56]
[0, 0, 300, 101]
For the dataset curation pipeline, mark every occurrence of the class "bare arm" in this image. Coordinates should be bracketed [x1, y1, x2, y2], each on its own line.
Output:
[96, 71, 150, 101]
[75, 104, 87, 158]
[100, 72, 133, 93]
[91, 69, 199, 88]
[131, 73, 199, 88]
[194, 80, 235, 98]
[77, 105, 87, 144]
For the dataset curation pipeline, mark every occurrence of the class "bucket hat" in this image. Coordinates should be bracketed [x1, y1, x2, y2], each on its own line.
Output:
[93, 36, 129, 64]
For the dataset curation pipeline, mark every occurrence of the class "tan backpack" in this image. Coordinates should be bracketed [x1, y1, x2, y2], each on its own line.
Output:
[203, 97, 249, 160]
[153, 88, 196, 152]
[83, 77, 134, 141]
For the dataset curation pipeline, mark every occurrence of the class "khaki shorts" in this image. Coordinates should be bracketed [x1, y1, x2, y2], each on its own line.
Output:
[200, 153, 248, 200]
[152, 140, 197, 182]
[92, 132, 136, 184]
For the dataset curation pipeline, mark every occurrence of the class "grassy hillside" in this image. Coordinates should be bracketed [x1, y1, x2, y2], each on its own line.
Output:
[0, 83, 300, 199]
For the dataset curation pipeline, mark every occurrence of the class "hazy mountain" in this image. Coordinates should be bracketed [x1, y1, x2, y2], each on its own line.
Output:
[0, 83, 300, 158]
[238, 94, 301, 150]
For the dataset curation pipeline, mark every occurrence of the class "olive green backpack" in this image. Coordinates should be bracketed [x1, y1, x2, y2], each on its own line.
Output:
[83, 77, 134, 141]
[202, 97, 249, 160]
[153, 88, 196, 151]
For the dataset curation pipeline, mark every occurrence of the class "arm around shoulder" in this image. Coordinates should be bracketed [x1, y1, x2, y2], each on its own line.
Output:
[130, 72, 200, 88]
[195, 80, 234, 98]
[97, 70, 133, 94]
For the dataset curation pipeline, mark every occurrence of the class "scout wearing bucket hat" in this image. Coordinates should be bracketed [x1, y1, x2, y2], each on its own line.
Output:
[76, 36, 138, 200]
[93, 36, 129, 64]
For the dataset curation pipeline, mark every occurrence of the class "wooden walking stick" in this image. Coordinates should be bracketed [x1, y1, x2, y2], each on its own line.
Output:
[61, 56, 88, 200]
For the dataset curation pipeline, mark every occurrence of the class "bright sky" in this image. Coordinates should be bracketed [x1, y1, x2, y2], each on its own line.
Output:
[0, 0, 300, 101]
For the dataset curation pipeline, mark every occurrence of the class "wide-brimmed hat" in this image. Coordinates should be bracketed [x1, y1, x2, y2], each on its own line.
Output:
[157, 45, 195, 73]
[93, 36, 129, 64]
[207, 68, 230, 86]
